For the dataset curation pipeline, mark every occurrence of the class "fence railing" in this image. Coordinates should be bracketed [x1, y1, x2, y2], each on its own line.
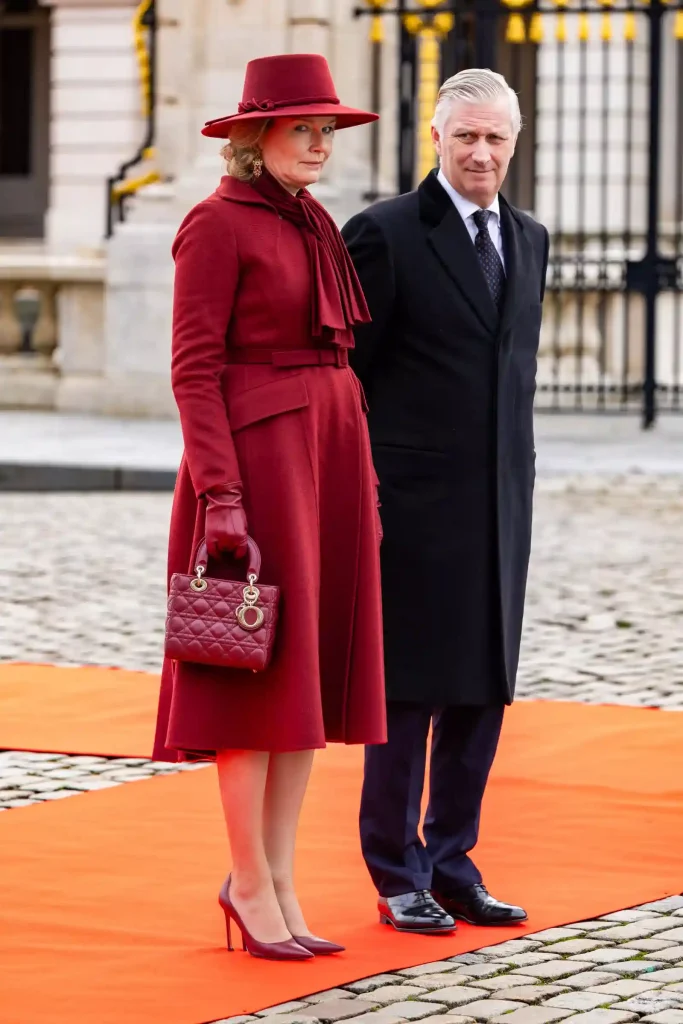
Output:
[353, 0, 683, 424]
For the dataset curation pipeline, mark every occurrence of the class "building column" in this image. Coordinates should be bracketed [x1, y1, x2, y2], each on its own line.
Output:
[41, 0, 143, 253]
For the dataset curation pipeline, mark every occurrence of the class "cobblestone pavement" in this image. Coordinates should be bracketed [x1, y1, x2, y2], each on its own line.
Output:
[0, 477, 682, 704]
[0, 750, 205, 812]
[1, 479, 682, 1019]
[212, 898, 683, 1024]
[518, 477, 683, 705]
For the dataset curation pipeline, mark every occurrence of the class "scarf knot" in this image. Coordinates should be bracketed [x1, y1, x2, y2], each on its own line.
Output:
[251, 170, 370, 343]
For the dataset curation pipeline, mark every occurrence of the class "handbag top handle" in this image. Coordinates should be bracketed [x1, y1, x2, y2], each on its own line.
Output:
[194, 536, 262, 583]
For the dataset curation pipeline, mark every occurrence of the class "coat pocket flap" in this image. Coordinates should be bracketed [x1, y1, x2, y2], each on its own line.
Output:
[228, 375, 309, 432]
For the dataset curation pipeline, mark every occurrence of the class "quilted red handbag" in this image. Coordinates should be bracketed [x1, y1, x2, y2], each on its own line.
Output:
[164, 537, 280, 672]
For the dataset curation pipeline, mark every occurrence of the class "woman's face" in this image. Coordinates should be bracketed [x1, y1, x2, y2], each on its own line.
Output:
[261, 116, 335, 193]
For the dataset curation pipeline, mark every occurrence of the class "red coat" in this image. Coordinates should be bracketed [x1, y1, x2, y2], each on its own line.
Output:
[153, 176, 387, 759]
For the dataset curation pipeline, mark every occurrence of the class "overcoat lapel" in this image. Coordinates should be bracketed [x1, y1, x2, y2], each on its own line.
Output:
[499, 196, 535, 333]
[419, 171, 498, 336]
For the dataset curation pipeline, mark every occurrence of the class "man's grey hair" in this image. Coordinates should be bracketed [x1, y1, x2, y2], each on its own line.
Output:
[432, 68, 522, 137]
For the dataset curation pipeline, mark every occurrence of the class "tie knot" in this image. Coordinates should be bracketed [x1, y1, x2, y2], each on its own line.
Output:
[473, 209, 491, 231]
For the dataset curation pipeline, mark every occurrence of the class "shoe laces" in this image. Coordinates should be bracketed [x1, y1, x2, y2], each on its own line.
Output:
[414, 890, 446, 918]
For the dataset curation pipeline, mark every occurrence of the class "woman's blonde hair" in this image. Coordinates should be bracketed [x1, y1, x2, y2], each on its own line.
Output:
[220, 118, 272, 181]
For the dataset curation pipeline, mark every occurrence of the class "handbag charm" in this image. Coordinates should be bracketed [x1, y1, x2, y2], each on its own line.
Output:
[165, 536, 280, 672]
[190, 557, 264, 632]
[235, 577, 265, 631]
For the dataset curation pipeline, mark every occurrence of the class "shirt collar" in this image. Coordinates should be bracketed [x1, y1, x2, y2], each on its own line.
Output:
[436, 168, 500, 224]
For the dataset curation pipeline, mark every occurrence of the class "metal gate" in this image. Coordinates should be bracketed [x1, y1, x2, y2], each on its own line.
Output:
[355, 0, 683, 425]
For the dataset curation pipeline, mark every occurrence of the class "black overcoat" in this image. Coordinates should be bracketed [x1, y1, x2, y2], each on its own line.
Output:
[342, 170, 549, 706]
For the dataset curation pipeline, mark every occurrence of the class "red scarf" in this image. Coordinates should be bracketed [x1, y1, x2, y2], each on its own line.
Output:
[251, 170, 371, 343]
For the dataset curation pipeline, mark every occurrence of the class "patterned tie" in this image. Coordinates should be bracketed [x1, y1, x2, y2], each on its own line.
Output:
[473, 208, 505, 311]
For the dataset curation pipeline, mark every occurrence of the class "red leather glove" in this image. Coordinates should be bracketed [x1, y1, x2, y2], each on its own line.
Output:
[204, 482, 248, 561]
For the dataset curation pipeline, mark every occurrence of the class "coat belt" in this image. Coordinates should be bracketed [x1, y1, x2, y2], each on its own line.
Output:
[225, 348, 349, 368]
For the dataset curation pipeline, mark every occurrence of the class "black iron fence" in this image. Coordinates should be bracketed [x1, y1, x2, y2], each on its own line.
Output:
[354, 0, 683, 425]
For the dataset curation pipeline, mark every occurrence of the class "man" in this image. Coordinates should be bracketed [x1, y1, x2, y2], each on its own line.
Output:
[342, 69, 549, 934]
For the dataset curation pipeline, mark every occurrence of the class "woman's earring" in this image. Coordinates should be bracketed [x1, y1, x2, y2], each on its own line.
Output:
[252, 157, 263, 178]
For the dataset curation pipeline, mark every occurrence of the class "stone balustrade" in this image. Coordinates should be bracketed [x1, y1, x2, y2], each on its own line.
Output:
[0, 251, 106, 412]
[0, 282, 58, 360]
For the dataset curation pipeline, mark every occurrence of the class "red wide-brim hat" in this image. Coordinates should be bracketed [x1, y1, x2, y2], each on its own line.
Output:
[201, 53, 378, 138]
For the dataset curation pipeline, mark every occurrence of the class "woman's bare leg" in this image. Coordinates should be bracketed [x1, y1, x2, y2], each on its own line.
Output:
[263, 749, 316, 936]
[216, 748, 291, 943]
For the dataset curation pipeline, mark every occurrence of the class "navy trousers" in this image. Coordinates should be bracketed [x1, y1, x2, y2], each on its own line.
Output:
[360, 701, 505, 898]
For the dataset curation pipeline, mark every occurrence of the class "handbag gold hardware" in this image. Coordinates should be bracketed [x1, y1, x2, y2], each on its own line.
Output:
[235, 574, 265, 631]
[190, 565, 208, 592]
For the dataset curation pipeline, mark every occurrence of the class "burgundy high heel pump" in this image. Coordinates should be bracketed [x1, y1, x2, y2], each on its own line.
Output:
[292, 935, 345, 955]
[218, 877, 314, 961]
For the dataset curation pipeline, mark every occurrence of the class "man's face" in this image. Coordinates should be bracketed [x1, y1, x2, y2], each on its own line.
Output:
[432, 98, 517, 208]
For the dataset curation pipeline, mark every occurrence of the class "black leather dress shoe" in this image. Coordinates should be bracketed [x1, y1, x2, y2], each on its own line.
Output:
[433, 884, 528, 926]
[378, 890, 456, 934]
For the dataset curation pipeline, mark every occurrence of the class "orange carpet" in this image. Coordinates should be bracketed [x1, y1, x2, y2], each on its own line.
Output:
[1, 701, 683, 1024]
[0, 662, 159, 756]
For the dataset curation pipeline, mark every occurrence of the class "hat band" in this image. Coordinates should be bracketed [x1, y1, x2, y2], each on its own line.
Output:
[236, 94, 340, 115]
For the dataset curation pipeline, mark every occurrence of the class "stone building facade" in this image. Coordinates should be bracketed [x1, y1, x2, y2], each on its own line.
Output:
[0, 0, 392, 417]
[0, 1, 681, 418]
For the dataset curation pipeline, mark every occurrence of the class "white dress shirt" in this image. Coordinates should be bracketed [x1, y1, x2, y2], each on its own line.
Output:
[437, 168, 505, 271]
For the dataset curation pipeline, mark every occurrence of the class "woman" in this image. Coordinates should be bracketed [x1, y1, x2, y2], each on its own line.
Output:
[152, 53, 386, 961]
